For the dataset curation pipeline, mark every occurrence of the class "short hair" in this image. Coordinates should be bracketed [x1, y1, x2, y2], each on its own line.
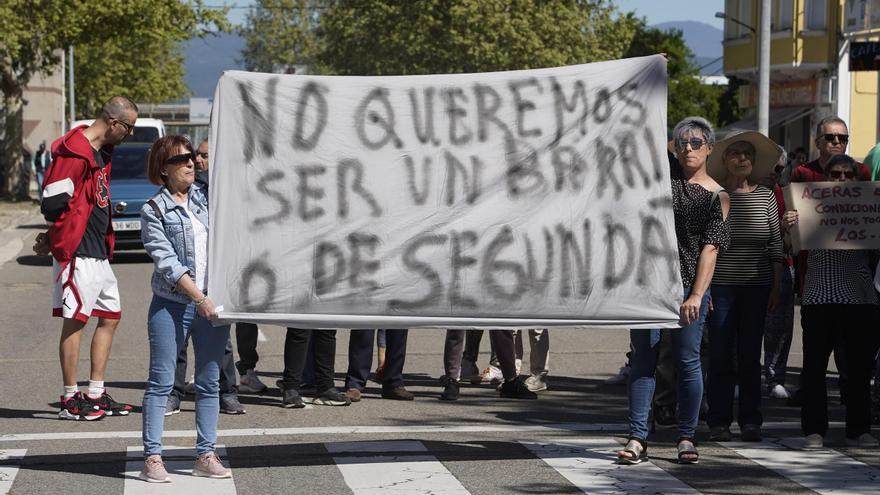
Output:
[146, 135, 193, 186]
[816, 116, 847, 136]
[824, 153, 857, 176]
[672, 116, 715, 149]
[99, 96, 139, 121]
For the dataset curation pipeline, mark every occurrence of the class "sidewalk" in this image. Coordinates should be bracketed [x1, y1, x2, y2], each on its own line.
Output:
[0, 200, 44, 266]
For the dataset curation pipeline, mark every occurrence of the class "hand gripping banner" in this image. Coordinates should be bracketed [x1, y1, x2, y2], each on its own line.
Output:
[208, 55, 682, 329]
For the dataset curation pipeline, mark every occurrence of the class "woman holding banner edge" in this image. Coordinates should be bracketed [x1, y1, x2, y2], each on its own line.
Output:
[616, 116, 730, 465]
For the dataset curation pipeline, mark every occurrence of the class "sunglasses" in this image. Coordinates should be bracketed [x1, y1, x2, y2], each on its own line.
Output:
[822, 133, 849, 143]
[165, 152, 194, 165]
[676, 138, 707, 151]
[113, 118, 135, 135]
[828, 170, 855, 179]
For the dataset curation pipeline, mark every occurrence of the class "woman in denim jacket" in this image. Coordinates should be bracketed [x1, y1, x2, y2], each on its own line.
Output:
[137, 135, 231, 482]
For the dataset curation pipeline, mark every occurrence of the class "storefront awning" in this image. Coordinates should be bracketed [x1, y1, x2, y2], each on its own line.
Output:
[717, 106, 813, 138]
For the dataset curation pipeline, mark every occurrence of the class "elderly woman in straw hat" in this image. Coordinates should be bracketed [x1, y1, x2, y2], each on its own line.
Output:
[617, 116, 730, 466]
[704, 131, 785, 443]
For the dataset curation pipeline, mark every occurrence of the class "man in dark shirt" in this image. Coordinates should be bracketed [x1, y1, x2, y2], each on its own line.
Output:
[35, 96, 138, 420]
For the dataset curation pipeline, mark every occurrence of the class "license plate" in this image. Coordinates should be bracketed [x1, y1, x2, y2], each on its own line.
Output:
[112, 220, 141, 231]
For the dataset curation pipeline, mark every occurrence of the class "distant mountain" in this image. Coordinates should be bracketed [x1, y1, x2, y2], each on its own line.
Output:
[183, 33, 246, 98]
[652, 21, 723, 75]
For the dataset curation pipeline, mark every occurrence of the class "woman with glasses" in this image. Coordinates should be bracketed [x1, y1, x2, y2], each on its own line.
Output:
[138, 135, 232, 482]
[785, 154, 880, 449]
[704, 131, 785, 443]
[616, 116, 730, 465]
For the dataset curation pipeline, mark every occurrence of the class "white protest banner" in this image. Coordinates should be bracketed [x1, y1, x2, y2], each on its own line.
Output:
[784, 181, 880, 250]
[208, 55, 683, 329]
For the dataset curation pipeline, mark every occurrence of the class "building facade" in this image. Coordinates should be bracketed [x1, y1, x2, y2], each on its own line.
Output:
[722, 0, 880, 159]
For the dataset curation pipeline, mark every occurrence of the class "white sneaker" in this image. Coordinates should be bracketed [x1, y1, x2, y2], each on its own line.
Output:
[481, 365, 503, 385]
[604, 366, 630, 385]
[183, 376, 195, 395]
[461, 359, 482, 384]
[804, 433, 824, 449]
[769, 384, 790, 400]
[524, 374, 549, 392]
[514, 358, 523, 375]
[238, 369, 268, 394]
[846, 433, 879, 447]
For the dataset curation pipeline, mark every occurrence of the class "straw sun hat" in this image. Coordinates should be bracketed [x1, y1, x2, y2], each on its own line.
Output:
[707, 130, 784, 183]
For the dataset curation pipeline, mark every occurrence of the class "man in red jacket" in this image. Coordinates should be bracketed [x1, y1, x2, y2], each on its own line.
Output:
[34, 96, 138, 420]
[790, 116, 871, 181]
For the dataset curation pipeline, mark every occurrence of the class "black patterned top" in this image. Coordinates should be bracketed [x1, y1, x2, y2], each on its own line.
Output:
[671, 170, 731, 289]
[802, 250, 879, 305]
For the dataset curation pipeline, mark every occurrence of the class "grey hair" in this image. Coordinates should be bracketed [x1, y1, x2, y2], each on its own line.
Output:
[816, 116, 847, 136]
[672, 116, 715, 148]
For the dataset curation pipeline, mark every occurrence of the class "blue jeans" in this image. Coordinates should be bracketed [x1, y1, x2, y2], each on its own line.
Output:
[763, 266, 794, 387]
[628, 288, 709, 441]
[142, 295, 230, 456]
[707, 284, 771, 428]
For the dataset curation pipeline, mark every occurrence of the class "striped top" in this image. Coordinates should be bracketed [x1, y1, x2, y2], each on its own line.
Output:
[712, 185, 785, 285]
[803, 249, 879, 305]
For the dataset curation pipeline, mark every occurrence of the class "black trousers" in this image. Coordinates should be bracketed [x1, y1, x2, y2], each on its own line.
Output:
[800, 304, 880, 438]
[488, 330, 518, 380]
[173, 334, 237, 400]
[346, 329, 408, 390]
[278, 328, 337, 393]
[235, 322, 260, 374]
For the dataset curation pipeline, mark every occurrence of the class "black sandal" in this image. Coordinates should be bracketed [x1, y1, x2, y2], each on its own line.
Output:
[677, 437, 699, 464]
[617, 437, 648, 465]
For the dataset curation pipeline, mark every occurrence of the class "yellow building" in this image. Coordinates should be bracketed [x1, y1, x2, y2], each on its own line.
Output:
[722, 0, 880, 159]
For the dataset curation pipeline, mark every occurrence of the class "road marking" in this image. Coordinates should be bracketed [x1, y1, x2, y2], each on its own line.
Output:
[330, 440, 469, 494]
[0, 237, 23, 267]
[522, 439, 699, 494]
[0, 449, 26, 495]
[123, 445, 236, 494]
[0, 422, 627, 442]
[722, 439, 880, 495]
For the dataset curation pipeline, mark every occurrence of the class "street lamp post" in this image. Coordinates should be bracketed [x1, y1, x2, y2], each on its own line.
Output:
[716, 6, 770, 136]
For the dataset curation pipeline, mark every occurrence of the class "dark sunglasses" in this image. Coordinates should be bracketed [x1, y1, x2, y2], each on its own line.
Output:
[676, 138, 707, 151]
[822, 133, 849, 143]
[828, 170, 855, 179]
[165, 152, 194, 165]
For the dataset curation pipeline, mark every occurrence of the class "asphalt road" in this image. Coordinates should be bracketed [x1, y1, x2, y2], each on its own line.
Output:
[0, 209, 877, 495]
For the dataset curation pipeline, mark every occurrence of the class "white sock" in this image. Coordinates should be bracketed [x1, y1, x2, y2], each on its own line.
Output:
[87, 380, 105, 398]
[63, 385, 78, 399]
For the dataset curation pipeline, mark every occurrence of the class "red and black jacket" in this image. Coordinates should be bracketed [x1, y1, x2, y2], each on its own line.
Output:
[41, 126, 115, 267]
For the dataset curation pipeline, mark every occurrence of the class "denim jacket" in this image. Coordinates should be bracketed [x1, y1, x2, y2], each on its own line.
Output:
[140, 183, 209, 304]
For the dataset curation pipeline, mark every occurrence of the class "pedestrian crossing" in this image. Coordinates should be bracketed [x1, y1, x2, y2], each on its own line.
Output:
[2, 436, 880, 494]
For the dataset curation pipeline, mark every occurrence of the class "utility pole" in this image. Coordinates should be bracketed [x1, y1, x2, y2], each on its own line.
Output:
[68, 46, 75, 128]
[758, 0, 771, 136]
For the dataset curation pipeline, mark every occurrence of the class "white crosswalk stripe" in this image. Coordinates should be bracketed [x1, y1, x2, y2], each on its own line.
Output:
[3, 434, 880, 494]
[720, 438, 880, 495]
[522, 439, 699, 494]
[328, 440, 470, 494]
[123, 445, 237, 494]
[0, 449, 26, 495]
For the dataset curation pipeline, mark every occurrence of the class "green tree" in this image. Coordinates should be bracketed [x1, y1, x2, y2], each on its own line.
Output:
[624, 21, 730, 129]
[240, 0, 319, 73]
[0, 0, 228, 200]
[316, 0, 640, 75]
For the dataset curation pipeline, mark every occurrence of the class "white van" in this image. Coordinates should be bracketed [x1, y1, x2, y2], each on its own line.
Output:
[71, 117, 166, 143]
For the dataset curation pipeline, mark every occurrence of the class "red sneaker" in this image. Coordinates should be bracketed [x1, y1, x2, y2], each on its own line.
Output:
[58, 392, 106, 421]
[86, 390, 133, 416]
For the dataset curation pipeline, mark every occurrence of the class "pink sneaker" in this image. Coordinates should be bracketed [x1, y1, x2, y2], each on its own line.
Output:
[192, 452, 232, 478]
[139, 455, 171, 483]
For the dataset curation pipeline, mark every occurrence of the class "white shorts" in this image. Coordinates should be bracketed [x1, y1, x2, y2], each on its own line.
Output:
[53, 256, 122, 322]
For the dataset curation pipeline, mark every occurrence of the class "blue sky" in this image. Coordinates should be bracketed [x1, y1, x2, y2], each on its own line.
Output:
[223, 1, 725, 29]
[615, 0, 724, 28]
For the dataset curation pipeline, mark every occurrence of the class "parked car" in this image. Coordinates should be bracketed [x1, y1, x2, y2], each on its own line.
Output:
[108, 143, 157, 250]
[71, 117, 165, 143]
